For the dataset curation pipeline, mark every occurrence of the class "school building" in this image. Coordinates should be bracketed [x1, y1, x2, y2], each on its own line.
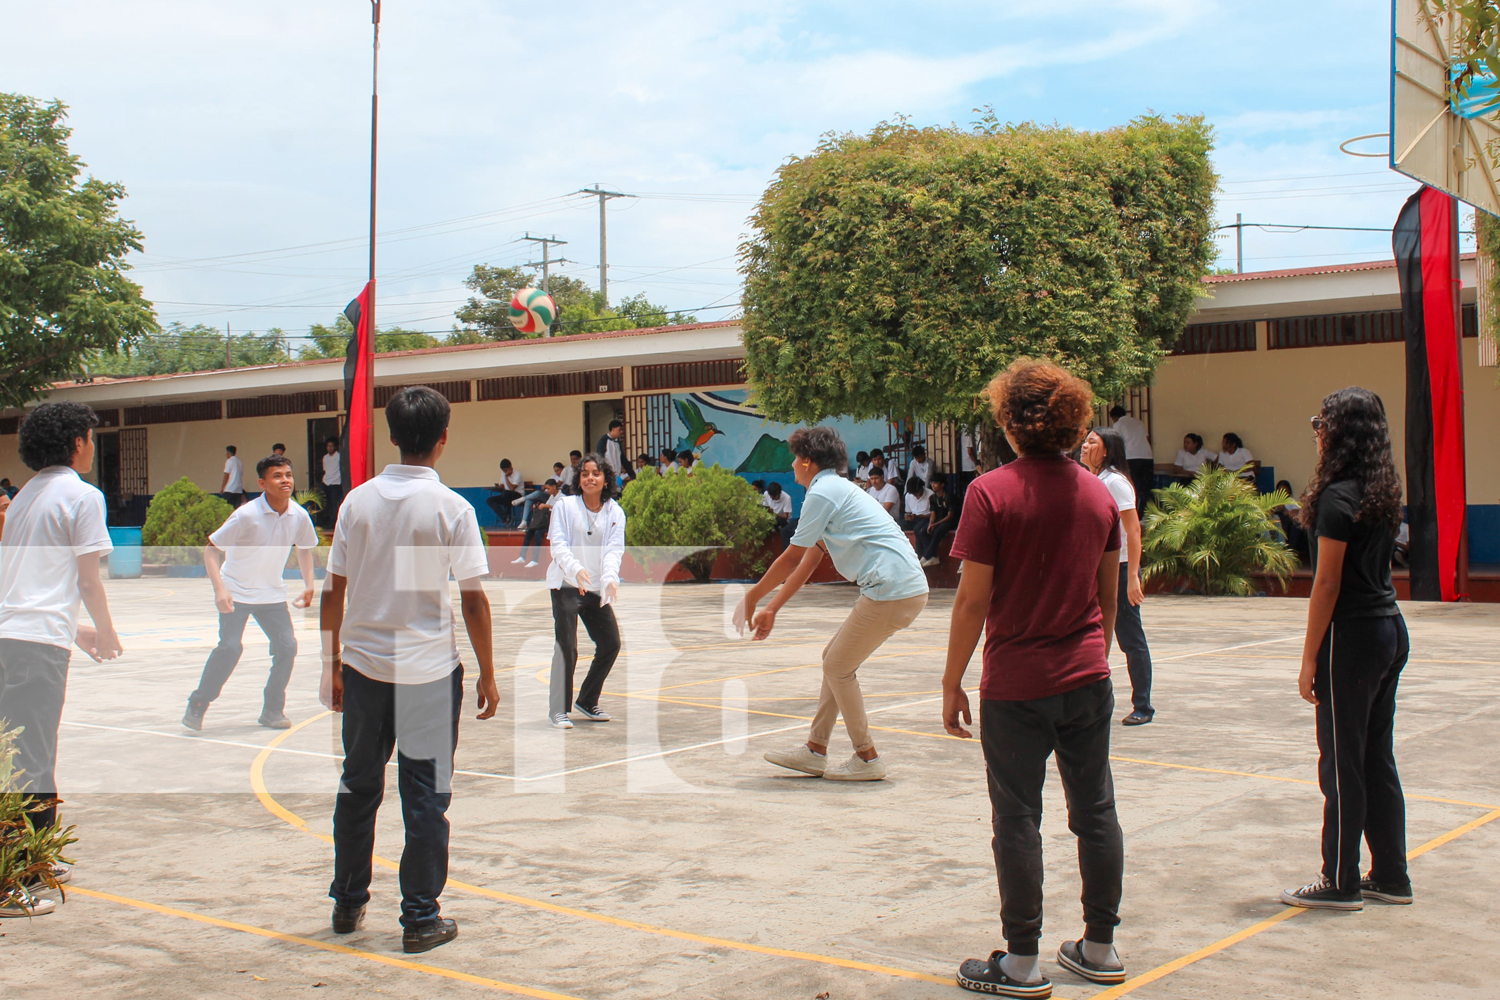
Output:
[1, 256, 1497, 570]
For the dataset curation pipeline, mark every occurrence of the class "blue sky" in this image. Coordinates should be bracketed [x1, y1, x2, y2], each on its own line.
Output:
[5, 0, 1438, 343]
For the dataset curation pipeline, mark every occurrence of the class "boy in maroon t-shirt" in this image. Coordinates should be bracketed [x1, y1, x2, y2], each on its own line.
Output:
[942, 360, 1127, 998]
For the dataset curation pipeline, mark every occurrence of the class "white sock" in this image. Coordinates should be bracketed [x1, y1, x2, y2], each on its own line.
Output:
[999, 952, 1041, 983]
[1080, 939, 1121, 969]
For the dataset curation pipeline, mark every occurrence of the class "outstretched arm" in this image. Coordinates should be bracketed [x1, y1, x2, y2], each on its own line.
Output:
[747, 544, 826, 640]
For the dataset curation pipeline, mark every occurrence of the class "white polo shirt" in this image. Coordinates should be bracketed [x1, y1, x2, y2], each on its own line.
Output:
[763, 492, 793, 517]
[208, 494, 319, 605]
[322, 451, 342, 486]
[1113, 416, 1153, 461]
[0, 467, 113, 649]
[328, 465, 489, 685]
[223, 454, 244, 493]
[1099, 468, 1136, 564]
[1174, 448, 1216, 473]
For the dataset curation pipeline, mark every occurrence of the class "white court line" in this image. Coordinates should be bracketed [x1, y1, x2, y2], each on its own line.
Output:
[1151, 634, 1300, 663]
[60, 720, 337, 761]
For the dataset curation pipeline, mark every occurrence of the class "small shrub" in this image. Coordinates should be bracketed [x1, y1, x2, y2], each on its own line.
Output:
[620, 466, 775, 581]
[142, 477, 233, 564]
[1142, 467, 1299, 596]
[0, 722, 78, 908]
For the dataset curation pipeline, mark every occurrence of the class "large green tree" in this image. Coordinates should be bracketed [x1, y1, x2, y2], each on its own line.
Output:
[0, 94, 157, 406]
[739, 113, 1216, 425]
[90, 322, 290, 376]
[297, 315, 442, 360]
[455, 264, 695, 340]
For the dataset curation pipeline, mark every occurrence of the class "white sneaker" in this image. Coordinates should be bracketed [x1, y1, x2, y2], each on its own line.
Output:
[922, 556, 940, 567]
[550, 713, 574, 730]
[511, 497, 525, 506]
[763, 745, 827, 776]
[0, 889, 57, 917]
[823, 753, 887, 781]
[526, 560, 539, 568]
[511, 556, 526, 564]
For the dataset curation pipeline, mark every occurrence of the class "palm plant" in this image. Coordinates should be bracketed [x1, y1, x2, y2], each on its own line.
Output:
[1141, 467, 1299, 596]
[0, 722, 77, 913]
[293, 487, 325, 516]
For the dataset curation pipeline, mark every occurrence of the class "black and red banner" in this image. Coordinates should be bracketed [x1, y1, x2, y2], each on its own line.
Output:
[340, 281, 375, 491]
[1393, 186, 1467, 601]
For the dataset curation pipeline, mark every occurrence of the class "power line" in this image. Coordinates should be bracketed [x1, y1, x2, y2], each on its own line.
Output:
[575, 185, 636, 305]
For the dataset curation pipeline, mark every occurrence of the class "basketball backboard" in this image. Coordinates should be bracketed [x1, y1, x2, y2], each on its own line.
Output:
[1392, 0, 1500, 218]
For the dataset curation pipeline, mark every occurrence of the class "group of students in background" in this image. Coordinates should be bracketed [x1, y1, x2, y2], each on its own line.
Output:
[0, 365, 1418, 998]
[217, 438, 345, 529]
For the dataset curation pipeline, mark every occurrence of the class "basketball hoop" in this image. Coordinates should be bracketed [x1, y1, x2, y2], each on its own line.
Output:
[1339, 133, 1391, 158]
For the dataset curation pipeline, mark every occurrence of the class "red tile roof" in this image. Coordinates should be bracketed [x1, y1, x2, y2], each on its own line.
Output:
[1203, 253, 1476, 284]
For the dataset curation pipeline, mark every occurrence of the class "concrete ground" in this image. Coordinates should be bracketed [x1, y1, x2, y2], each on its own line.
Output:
[2, 577, 1497, 999]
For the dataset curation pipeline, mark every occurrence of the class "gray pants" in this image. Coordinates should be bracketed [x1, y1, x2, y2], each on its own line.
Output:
[0, 638, 72, 830]
[190, 601, 297, 716]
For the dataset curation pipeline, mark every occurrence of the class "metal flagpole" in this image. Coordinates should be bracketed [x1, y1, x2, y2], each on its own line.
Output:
[365, 0, 380, 477]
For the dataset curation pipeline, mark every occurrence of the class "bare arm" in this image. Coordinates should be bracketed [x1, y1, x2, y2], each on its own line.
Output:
[735, 542, 819, 638]
[295, 547, 315, 608]
[319, 572, 347, 711]
[74, 552, 122, 661]
[1123, 509, 1144, 606]
[1097, 547, 1120, 656]
[459, 578, 498, 720]
[1300, 538, 1345, 705]
[204, 542, 234, 614]
[941, 560, 993, 738]
[748, 544, 826, 640]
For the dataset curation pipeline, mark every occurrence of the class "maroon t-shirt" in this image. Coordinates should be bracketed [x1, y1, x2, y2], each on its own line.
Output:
[950, 455, 1122, 702]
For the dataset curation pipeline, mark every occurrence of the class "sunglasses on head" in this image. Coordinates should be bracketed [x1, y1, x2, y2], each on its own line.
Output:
[1310, 415, 1327, 432]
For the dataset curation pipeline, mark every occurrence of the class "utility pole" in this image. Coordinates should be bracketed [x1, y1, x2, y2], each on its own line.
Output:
[1236, 212, 1244, 274]
[521, 234, 571, 336]
[365, 0, 380, 478]
[575, 185, 635, 306]
[225, 323, 232, 368]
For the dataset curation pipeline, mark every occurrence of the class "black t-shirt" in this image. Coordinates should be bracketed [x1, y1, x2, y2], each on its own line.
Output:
[929, 492, 956, 525]
[1310, 479, 1399, 621]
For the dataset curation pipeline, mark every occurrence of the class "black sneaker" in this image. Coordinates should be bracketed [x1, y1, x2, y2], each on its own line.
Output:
[574, 703, 611, 722]
[257, 712, 292, 730]
[1121, 712, 1152, 726]
[1360, 875, 1414, 904]
[1280, 876, 1363, 910]
[1055, 940, 1126, 984]
[331, 903, 366, 934]
[956, 951, 1053, 997]
[182, 701, 206, 731]
[403, 917, 458, 954]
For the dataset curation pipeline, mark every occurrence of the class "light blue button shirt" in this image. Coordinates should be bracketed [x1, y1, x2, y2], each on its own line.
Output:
[790, 469, 929, 601]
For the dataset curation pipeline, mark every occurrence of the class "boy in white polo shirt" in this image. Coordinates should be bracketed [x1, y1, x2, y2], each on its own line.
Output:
[183, 454, 318, 731]
[0, 402, 122, 917]
[320, 386, 498, 955]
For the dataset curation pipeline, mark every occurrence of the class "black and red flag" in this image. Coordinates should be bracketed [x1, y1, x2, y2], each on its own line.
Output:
[339, 281, 376, 491]
[1393, 186, 1468, 601]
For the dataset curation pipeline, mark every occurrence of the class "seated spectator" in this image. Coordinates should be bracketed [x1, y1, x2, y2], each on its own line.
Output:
[915, 476, 958, 567]
[854, 451, 871, 486]
[511, 479, 559, 568]
[678, 450, 697, 474]
[908, 445, 932, 487]
[1216, 433, 1254, 474]
[866, 468, 899, 521]
[1172, 433, 1216, 477]
[903, 475, 930, 533]
[658, 447, 677, 476]
[762, 481, 795, 547]
[487, 458, 524, 528]
[1271, 478, 1306, 556]
[634, 453, 653, 479]
[1394, 513, 1411, 568]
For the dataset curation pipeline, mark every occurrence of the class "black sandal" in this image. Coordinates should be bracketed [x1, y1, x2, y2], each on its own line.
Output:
[956, 950, 1053, 997]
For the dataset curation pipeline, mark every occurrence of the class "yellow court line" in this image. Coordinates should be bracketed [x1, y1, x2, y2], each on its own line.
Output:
[1088, 806, 1500, 998]
[69, 886, 584, 1000]
[249, 718, 954, 988]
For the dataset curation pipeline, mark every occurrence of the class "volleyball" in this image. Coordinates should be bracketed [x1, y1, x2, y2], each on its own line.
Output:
[509, 287, 557, 334]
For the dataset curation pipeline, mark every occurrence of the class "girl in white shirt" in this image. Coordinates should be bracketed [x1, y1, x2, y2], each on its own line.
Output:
[1217, 433, 1254, 474]
[546, 453, 626, 729]
[1081, 427, 1155, 725]
[1172, 433, 1216, 477]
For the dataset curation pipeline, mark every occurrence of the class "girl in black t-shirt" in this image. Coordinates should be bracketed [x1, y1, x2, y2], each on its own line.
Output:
[1281, 387, 1411, 911]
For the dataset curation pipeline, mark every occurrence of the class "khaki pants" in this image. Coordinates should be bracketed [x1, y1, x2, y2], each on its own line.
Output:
[809, 593, 928, 753]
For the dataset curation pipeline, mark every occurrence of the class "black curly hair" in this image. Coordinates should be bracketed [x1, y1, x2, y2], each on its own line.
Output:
[1299, 387, 1403, 535]
[18, 402, 100, 471]
[577, 452, 619, 502]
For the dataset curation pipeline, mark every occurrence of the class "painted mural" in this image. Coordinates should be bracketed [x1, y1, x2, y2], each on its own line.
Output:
[666, 389, 899, 515]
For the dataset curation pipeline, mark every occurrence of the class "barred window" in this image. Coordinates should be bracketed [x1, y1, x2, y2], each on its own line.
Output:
[227, 391, 338, 419]
[1171, 322, 1256, 355]
[373, 381, 472, 408]
[478, 369, 623, 401]
[631, 359, 746, 391]
[124, 400, 223, 425]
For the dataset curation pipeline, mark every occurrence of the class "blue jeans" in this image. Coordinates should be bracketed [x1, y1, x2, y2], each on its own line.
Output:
[189, 601, 297, 716]
[330, 664, 463, 929]
[517, 488, 547, 529]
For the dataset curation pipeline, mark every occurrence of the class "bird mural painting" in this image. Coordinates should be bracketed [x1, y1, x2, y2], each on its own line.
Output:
[673, 398, 722, 456]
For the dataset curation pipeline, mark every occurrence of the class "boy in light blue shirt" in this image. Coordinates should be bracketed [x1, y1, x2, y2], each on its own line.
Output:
[734, 427, 928, 782]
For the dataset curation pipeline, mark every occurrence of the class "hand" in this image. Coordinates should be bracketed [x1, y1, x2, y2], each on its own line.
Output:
[1298, 656, 1319, 706]
[294, 587, 314, 609]
[575, 568, 591, 594]
[749, 606, 777, 641]
[1128, 573, 1145, 607]
[604, 580, 618, 604]
[212, 587, 235, 614]
[321, 660, 344, 712]
[475, 672, 500, 720]
[81, 624, 124, 661]
[732, 597, 754, 637]
[943, 686, 973, 738]
[74, 624, 104, 662]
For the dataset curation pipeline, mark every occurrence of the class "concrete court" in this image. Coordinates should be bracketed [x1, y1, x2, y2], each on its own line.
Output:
[1, 575, 1498, 1000]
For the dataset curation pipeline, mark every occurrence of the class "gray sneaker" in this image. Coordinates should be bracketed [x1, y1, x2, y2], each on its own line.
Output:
[550, 713, 574, 730]
[823, 753, 887, 781]
[763, 745, 827, 776]
[0, 889, 57, 918]
[182, 700, 206, 731]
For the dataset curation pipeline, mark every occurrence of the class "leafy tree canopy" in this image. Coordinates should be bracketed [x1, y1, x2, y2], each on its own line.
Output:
[297, 315, 443, 360]
[455, 264, 695, 340]
[739, 112, 1216, 424]
[90, 322, 290, 376]
[0, 94, 157, 407]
